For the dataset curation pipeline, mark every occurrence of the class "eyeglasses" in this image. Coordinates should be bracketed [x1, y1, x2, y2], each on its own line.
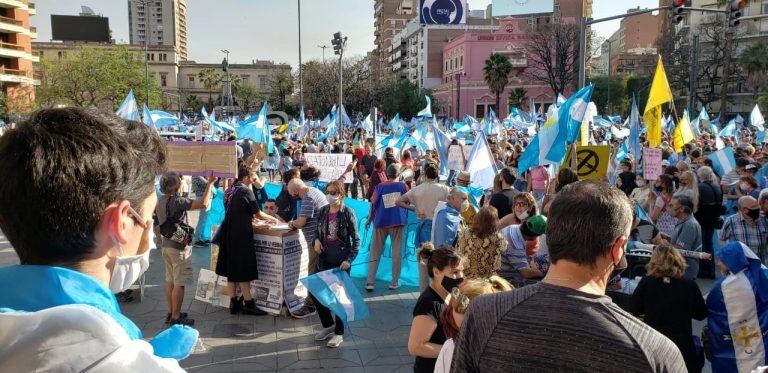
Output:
[127, 207, 148, 229]
[515, 202, 528, 207]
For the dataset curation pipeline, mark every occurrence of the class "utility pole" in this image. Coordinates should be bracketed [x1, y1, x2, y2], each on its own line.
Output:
[318, 45, 328, 63]
[297, 0, 303, 111]
[331, 32, 347, 129]
[688, 34, 699, 115]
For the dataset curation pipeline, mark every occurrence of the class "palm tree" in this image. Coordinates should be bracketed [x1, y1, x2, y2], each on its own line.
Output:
[197, 68, 221, 108]
[483, 53, 513, 117]
[184, 94, 201, 112]
[508, 87, 528, 110]
[738, 41, 768, 102]
[268, 71, 294, 111]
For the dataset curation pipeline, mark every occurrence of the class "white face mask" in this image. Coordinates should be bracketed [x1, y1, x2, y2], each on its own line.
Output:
[326, 194, 340, 204]
[516, 211, 529, 221]
[109, 233, 152, 293]
[636, 179, 646, 187]
[461, 201, 470, 213]
[740, 183, 750, 191]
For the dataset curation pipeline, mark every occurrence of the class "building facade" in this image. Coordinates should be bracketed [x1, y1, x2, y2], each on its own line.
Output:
[128, 0, 188, 61]
[0, 0, 37, 115]
[372, 0, 414, 81]
[33, 41, 290, 112]
[596, 7, 658, 77]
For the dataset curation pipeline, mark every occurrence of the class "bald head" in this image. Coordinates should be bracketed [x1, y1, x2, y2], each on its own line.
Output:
[287, 178, 307, 197]
[739, 196, 758, 209]
[447, 188, 468, 211]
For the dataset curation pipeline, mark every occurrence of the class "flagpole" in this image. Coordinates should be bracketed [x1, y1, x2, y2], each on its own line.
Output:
[298, 0, 304, 111]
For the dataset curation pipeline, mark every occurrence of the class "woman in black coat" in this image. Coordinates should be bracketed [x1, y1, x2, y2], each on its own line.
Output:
[630, 244, 708, 373]
[310, 180, 360, 349]
[216, 165, 279, 315]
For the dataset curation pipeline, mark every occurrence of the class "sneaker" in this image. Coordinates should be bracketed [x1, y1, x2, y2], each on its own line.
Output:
[388, 283, 400, 290]
[314, 325, 336, 341]
[291, 305, 317, 319]
[165, 312, 188, 324]
[170, 317, 195, 326]
[365, 283, 374, 292]
[327, 334, 343, 348]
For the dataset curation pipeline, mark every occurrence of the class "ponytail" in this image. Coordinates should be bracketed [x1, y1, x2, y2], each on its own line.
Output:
[419, 243, 462, 279]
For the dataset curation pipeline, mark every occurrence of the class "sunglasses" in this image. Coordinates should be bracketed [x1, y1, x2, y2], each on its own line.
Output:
[515, 202, 528, 207]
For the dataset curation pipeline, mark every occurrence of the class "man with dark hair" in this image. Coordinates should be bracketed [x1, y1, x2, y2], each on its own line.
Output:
[0, 108, 190, 370]
[668, 193, 703, 280]
[452, 180, 685, 372]
[488, 167, 518, 219]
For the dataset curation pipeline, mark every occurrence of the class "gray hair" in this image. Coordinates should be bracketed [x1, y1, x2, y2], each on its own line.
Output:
[449, 187, 468, 199]
[696, 166, 714, 182]
[673, 193, 694, 215]
[760, 189, 768, 204]
[159, 171, 181, 195]
[386, 163, 401, 180]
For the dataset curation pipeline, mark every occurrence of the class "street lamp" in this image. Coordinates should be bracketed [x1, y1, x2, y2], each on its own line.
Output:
[331, 32, 347, 129]
[298, 0, 303, 111]
[318, 45, 328, 64]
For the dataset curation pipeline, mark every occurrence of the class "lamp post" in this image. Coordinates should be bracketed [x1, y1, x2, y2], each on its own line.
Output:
[221, 49, 231, 118]
[318, 45, 328, 63]
[298, 0, 303, 111]
[331, 32, 347, 129]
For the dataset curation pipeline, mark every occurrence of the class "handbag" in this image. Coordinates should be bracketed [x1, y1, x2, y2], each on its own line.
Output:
[160, 196, 195, 247]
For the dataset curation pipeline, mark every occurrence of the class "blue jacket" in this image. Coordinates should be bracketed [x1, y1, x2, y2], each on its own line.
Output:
[433, 205, 462, 247]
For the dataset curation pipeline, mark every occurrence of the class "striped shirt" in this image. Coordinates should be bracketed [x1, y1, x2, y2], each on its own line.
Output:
[451, 282, 686, 373]
[720, 213, 768, 261]
[299, 187, 328, 245]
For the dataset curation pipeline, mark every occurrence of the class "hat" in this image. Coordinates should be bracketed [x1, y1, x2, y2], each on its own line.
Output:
[745, 163, 758, 171]
[520, 215, 547, 238]
[456, 171, 471, 185]
[661, 160, 670, 167]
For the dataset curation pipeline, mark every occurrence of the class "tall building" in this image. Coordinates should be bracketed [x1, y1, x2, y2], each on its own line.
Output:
[0, 0, 38, 115]
[372, 0, 415, 81]
[596, 7, 659, 77]
[128, 0, 188, 61]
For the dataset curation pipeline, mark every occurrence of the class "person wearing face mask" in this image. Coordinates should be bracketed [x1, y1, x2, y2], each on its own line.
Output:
[310, 181, 359, 348]
[499, 192, 538, 227]
[407, 243, 465, 373]
[695, 166, 724, 279]
[630, 175, 651, 208]
[156, 172, 216, 326]
[452, 180, 686, 372]
[666, 194, 703, 280]
[0, 108, 193, 371]
[366, 164, 408, 291]
[488, 167, 519, 219]
[432, 188, 468, 248]
[720, 196, 768, 263]
[649, 174, 678, 237]
[737, 175, 761, 199]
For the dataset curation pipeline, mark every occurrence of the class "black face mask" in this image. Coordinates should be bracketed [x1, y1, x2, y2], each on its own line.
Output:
[610, 247, 628, 279]
[441, 275, 464, 292]
[746, 208, 761, 221]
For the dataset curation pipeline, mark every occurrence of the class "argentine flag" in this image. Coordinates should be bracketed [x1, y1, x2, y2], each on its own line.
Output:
[115, 89, 139, 121]
[708, 147, 736, 177]
[720, 119, 737, 138]
[141, 104, 155, 128]
[707, 242, 768, 373]
[416, 96, 433, 118]
[628, 95, 642, 162]
[751, 104, 765, 132]
[518, 100, 562, 174]
[300, 269, 369, 324]
[546, 85, 594, 163]
[387, 113, 401, 131]
[149, 110, 181, 127]
[464, 131, 498, 190]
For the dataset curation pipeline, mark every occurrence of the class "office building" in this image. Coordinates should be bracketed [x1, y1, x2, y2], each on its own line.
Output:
[0, 0, 37, 115]
[128, 0, 188, 61]
[372, 0, 415, 81]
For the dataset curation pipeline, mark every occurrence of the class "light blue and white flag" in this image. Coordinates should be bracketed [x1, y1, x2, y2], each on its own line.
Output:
[339, 105, 353, 127]
[556, 93, 567, 106]
[141, 104, 155, 128]
[707, 242, 768, 373]
[628, 95, 642, 162]
[547, 84, 594, 163]
[464, 131, 498, 190]
[432, 118, 453, 175]
[416, 95, 433, 118]
[387, 113, 401, 131]
[751, 104, 765, 132]
[362, 113, 373, 133]
[300, 269, 369, 324]
[149, 110, 181, 127]
[454, 121, 471, 137]
[635, 202, 651, 223]
[464, 114, 479, 131]
[720, 119, 737, 138]
[708, 147, 736, 177]
[615, 141, 629, 165]
[115, 89, 139, 121]
[297, 107, 309, 140]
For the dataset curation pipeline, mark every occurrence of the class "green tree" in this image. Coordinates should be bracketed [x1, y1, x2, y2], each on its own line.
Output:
[268, 71, 294, 111]
[234, 83, 261, 113]
[589, 75, 626, 114]
[198, 68, 221, 108]
[35, 45, 161, 110]
[759, 92, 768, 113]
[483, 53, 513, 115]
[624, 74, 652, 113]
[739, 41, 768, 102]
[507, 87, 528, 110]
[183, 94, 202, 113]
[376, 79, 433, 119]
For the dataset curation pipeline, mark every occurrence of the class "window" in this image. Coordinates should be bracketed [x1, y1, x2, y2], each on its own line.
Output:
[460, 55, 463, 67]
[763, 3, 768, 14]
[475, 104, 485, 118]
[160, 73, 167, 87]
[449, 59, 453, 70]
[258, 75, 268, 89]
[241, 74, 250, 83]
[527, 17, 535, 26]
[445, 60, 448, 70]
[188, 75, 195, 88]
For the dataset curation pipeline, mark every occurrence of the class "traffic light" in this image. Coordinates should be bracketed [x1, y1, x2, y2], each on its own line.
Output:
[671, 0, 685, 24]
[332, 32, 343, 56]
[728, 0, 745, 27]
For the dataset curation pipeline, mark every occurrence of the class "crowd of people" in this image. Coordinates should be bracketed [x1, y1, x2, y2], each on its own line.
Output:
[0, 105, 767, 372]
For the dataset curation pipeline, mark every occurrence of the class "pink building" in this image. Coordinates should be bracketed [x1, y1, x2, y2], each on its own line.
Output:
[432, 18, 575, 120]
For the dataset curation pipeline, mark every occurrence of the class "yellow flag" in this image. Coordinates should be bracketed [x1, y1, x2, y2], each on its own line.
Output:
[580, 121, 589, 146]
[643, 57, 673, 148]
[672, 111, 695, 153]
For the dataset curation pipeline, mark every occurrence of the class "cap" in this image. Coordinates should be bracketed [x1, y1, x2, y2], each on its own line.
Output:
[520, 215, 547, 237]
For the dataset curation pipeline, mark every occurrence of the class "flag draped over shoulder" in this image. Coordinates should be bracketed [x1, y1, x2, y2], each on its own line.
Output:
[643, 57, 673, 148]
[300, 269, 369, 324]
[707, 242, 768, 373]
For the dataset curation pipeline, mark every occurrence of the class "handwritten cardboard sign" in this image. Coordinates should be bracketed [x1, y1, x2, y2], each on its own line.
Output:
[303, 153, 353, 183]
[643, 148, 662, 180]
[166, 141, 238, 178]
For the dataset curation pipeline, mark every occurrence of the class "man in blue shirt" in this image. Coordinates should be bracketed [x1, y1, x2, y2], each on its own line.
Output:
[432, 188, 468, 247]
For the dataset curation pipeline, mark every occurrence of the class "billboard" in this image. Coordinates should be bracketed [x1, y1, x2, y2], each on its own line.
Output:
[492, 0, 554, 17]
[51, 15, 110, 43]
[419, 0, 467, 25]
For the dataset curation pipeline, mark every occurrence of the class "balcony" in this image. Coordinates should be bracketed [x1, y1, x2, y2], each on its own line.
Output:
[0, 41, 34, 61]
[0, 0, 25, 8]
[0, 15, 25, 34]
[27, 1, 34, 14]
[0, 66, 37, 85]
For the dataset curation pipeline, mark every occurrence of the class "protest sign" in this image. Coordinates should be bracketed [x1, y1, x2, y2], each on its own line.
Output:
[643, 148, 663, 180]
[560, 145, 610, 180]
[194, 268, 230, 308]
[447, 145, 465, 171]
[303, 153, 353, 183]
[166, 141, 238, 178]
[251, 228, 309, 315]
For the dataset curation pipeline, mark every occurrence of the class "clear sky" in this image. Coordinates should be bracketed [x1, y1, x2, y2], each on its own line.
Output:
[34, 0, 659, 66]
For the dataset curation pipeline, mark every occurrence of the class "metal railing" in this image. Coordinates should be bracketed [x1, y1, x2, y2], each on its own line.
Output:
[0, 16, 22, 27]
